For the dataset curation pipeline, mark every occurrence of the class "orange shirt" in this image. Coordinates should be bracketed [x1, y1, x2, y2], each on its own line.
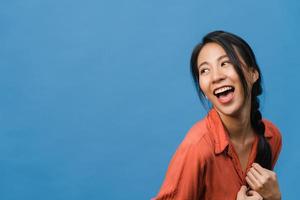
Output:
[152, 108, 282, 200]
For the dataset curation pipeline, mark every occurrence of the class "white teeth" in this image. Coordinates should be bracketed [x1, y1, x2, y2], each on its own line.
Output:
[214, 86, 233, 95]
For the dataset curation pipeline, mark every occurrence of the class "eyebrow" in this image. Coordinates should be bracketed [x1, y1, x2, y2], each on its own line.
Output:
[198, 55, 229, 69]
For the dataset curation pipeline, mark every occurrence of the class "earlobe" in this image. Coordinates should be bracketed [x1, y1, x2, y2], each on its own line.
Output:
[252, 69, 259, 83]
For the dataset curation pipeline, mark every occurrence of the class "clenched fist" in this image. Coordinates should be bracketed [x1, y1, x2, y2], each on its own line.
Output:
[246, 163, 281, 200]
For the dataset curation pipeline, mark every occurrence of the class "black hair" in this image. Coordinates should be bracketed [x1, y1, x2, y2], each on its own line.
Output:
[190, 30, 272, 169]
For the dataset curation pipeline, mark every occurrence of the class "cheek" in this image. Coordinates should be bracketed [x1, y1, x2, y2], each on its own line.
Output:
[199, 79, 209, 95]
[228, 69, 240, 80]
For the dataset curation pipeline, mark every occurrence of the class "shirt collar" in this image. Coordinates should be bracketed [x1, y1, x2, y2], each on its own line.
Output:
[206, 108, 230, 155]
[206, 108, 273, 155]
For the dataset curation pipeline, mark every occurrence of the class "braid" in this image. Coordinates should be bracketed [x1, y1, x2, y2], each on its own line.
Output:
[251, 83, 272, 169]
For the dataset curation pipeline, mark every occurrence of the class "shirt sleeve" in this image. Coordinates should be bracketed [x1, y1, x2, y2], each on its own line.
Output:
[151, 140, 206, 200]
[262, 119, 283, 170]
[271, 127, 282, 170]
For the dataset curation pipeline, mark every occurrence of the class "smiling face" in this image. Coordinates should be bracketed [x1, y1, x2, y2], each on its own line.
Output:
[197, 42, 259, 117]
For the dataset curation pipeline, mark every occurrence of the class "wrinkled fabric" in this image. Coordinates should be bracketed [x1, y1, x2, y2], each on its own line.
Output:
[152, 108, 282, 200]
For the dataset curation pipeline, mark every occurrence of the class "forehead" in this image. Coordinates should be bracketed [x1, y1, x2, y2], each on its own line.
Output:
[197, 43, 227, 65]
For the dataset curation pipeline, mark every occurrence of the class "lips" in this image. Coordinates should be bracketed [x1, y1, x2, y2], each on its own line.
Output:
[213, 85, 235, 104]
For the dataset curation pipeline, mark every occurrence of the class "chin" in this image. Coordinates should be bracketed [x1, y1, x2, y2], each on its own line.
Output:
[213, 103, 244, 117]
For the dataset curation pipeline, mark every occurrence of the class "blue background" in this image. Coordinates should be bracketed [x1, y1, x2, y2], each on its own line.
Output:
[0, 0, 299, 199]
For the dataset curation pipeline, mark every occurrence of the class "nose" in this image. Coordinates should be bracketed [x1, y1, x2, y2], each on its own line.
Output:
[211, 68, 226, 84]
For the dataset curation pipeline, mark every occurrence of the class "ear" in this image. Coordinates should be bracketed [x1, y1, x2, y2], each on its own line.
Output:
[250, 68, 259, 84]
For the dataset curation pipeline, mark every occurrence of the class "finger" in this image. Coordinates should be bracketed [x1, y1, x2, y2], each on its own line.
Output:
[252, 163, 269, 174]
[249, 168, 263, 184]
[237, 185, 247, 198]
[248, 196, 263, 200]
[247, 170, 261, 187]
[247, 190, 263, 200]
[251, 164, 274, 182]
[246, 176, 257, 190]
[240, 185, 247, 192]
[247, 190, 261, 196]
[238, 185, 247, 194]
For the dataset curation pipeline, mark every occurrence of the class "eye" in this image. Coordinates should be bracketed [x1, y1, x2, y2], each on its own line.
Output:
[200, 68, 209, 75]
[221, 60, 231, 67]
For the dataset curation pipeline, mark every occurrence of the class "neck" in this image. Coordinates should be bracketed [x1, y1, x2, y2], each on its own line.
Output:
[216, 104, 254, 144]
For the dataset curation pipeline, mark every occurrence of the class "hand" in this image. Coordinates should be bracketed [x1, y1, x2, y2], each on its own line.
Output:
[237, 185, 263, 200]
[246, 163, 281, 200]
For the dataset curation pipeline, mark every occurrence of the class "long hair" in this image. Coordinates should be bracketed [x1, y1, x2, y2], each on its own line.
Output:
[190, 30, 272, 169]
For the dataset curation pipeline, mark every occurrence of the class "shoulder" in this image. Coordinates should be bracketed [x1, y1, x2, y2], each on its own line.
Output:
[152, 118, 212, 199]
[184, 118, 208, 143]
[176, 116, 214, 160]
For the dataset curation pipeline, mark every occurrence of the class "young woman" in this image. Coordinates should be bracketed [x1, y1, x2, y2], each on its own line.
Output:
[152, 31, 282, 200]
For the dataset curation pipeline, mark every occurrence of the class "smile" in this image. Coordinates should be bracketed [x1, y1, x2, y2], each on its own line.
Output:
[213, 86, 235, 97]
[213, 86, 235, 104]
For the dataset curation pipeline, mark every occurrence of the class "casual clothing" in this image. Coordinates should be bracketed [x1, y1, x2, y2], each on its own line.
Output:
[152, 108, 282, 200]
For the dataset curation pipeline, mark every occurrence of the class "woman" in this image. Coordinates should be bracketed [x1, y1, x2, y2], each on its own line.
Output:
[152, 31, 282, 200]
